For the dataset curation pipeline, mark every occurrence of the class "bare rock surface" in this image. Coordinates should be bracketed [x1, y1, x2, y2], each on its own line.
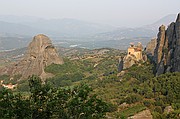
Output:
[153, 13, 180, 75]
[118, 43, 144, 72]
[164, 106, 174, 114]
[0, 34, 63, 79]
[128, 110, 153, 119]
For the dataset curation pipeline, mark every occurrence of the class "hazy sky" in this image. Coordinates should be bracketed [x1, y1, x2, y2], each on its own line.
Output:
[0, 0, 180, 27]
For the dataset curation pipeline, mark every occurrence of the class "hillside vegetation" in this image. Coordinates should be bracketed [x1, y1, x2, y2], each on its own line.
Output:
[0, 48, 180, 119]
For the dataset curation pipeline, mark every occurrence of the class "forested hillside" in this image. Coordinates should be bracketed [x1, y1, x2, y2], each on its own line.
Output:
[0, 48, 179, 118]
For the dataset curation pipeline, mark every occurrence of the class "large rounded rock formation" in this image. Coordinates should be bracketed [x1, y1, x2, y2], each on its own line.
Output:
[2, 34, 64, 79]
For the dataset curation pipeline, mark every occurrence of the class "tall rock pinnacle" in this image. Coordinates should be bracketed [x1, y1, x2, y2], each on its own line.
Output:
[176, 13, 180, 22]
[154, 25, 166, 64]
[1, 34, 64, 79]
[153, 13, 180, 75]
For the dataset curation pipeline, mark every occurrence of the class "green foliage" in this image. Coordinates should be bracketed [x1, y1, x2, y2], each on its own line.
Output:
[45, 55, 119, 88]
[118, 104, 146, 118]
[88, 61, 180, 118]
[0, 74, 10, 81]
[152, 111, 164, 119]
[45, 60, 93, 75]
[16, 80, 30, 92]
[0, 75, 110, 119]
[1, 49, 180, 118]
[0, 74, 22, 85]
[45, 59, 92, 87]
[65, 84, 109, 119]
[143, 100, 154, 108]
[154, 106, 163, 114]
[85, 74, 98, 80]
[0, 88, 31, 119]
[123, 62, 154, 82]
[165, 110, 180, 119]
[47, 72, 85, 87]
[124, 93, 143, 104]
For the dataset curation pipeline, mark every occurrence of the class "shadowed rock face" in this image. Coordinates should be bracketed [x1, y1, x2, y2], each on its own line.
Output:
[1, 34, 64, 79]
[154, 13, 180, 75]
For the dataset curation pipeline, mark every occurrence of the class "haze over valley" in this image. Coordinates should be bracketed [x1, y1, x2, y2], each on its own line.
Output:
[0, 1, 180, 119]
[0, 14, 177, 50]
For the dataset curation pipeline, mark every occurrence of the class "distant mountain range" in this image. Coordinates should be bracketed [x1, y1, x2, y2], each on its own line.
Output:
[94, 14, 176, 40]
[0, 15, 114, 37]
[0, 14, 176, 38]
[0, 14, 177, 50]
[145, 14, 176, 31]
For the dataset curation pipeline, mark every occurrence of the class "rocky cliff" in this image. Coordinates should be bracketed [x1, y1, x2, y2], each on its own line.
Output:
[1, 34, 63, 79]
[118, 42, 145, 72]
[154, 13, 180, 75]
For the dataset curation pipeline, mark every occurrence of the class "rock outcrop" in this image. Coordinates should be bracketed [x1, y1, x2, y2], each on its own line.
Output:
[1, 34, 63, 79]
[123, 54, 138, 69]
[127, 110, 153, 119]
[118, 42, 145, 72]
[164, 106, 174, 114]
[154, 13, 180, 75]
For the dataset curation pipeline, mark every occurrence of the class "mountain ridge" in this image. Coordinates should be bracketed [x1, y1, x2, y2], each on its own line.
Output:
[0, 14, 178, 51]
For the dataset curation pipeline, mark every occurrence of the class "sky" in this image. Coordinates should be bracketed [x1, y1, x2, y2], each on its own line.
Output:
[0, 0, 180, 27]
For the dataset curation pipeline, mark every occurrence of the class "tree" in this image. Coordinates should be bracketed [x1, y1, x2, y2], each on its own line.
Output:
[66, 84, 109, 119]
[28, 75, 53, 119]
[0, 74, 112, 119]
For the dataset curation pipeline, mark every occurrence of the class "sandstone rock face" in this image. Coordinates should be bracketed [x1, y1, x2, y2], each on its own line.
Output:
[128, 110, 153, 119]
[2, 34, 63, 79]
[153, 13, 180, 75]
[154, 25, 166, 64]
[118, 43, 144, 72]
[174, 13, 180, 71]
[123, 54, 137, 69]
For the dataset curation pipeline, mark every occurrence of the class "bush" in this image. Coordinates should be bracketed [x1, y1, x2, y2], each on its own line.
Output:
[16, 81, 30, 92]
[143, 100, 154, 107]
[154, 106, 163, 114]
[0, 75, 111, 119]
[125, 94, 143, 104]
[118, 104, 146, 118]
